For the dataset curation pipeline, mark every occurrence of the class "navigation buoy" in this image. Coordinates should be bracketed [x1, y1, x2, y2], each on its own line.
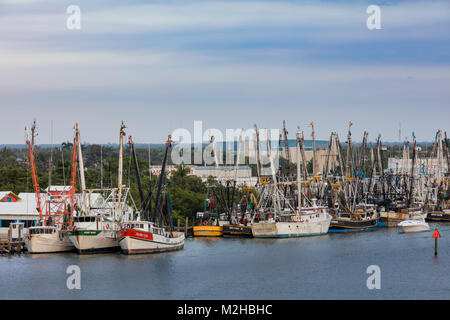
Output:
[432, 229, 440, 256]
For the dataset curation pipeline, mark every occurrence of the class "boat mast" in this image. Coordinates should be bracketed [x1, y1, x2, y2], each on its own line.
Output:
[282, 120, 291, 177]
[48, 120, 53, 187]
[25, 126, 43, 224]
[254, 124, 261, 182]
[128, 136, 146, 219]
[310, 122, 317, 178]
[117, 121, 126, 221]
[100, 144, 103, 189]
[68, 133, 77, 229]
[267, 129, 280, 214]
[154, 135, 173, 227]
[75, 123, 87, 214]
[408, 133, 417, 208]
[296, 127, 302, 211]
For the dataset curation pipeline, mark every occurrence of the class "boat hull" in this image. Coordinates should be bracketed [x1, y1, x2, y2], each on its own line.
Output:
[222, 224, 253, 238]
[329, 218, 379, 232]
[251, 220, 330, 238]
[68, 229, 119, 254]
[118, 229, 184, 254]
[399, 224, 430, 233]
[193, 225, 223, 237]
[426, 211, 450, 222]
[25, 231, 74, 253]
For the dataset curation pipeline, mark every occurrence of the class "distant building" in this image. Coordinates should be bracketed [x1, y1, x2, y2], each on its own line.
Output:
[0, 191, 20, 203]
[149, 165, 195, 177]
[388, 158, 448, 174]
[149, 165, 257, 186]
[0, 192, 40, 235]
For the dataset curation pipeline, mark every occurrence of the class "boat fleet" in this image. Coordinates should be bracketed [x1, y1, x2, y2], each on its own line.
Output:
[192, 122, 448, 238]
[20, 120, 450, 255]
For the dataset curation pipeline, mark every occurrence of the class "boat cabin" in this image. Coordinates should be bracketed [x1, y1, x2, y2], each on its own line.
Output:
[28, 226, 57, 235]
[122, 221, 170, 237]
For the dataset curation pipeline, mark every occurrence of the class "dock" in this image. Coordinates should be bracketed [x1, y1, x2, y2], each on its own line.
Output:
[174, 218, 194, 237]
[0, 225, 25, 255]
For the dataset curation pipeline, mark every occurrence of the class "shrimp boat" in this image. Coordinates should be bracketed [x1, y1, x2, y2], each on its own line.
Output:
[68, 122, 133, 254]
[24, 127, 77, 253]
[222, 213, 253, 238]
[26, 226, 74, 253]
[329, 204, 379, 232]
[118, 221, 184, 254]
[193, 212, 228, 237]
[69, 212, 121, 254]
[118, 135, 184, 254]
[68, 188, 133, 254]
[222, 194, 256, 238]
[251, 125, 332, 238]
[251, 206, 332, 238]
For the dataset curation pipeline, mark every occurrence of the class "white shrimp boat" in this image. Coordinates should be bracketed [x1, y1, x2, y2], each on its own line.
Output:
[251, 207, 332, 238]
[118, 221, 184, 254]
[398, 216, 430, 233]
[68, 216, 120, 254]
[25, 226, 74, 253]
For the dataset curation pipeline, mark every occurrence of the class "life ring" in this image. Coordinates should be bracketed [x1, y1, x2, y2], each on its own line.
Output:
[306, 219, 309, 223]
[106, 223, 110, 230]
[202, 220, 208, 226]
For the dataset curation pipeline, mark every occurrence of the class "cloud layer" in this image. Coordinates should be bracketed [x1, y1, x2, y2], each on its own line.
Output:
[0, 0, 449, 143]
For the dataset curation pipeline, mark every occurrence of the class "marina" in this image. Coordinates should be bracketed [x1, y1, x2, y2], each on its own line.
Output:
[1, 224, 449, 300]
[0, 0, 448, 306]
[0, 119, 448, 302]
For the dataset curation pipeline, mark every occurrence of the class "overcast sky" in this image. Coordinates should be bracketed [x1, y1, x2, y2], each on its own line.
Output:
[0, 0, 449, 144]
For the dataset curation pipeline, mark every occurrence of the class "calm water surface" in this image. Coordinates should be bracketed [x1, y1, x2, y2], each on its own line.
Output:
[1, 223, 450, 300]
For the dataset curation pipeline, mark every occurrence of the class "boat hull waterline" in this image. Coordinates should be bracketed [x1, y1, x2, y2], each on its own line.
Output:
[68, 229, 119, 254]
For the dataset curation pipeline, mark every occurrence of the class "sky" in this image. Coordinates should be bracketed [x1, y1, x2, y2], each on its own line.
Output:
[0, 0, 449, 144]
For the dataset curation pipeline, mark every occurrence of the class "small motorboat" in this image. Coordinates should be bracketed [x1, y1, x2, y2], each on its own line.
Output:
[398, 216, 430, 233]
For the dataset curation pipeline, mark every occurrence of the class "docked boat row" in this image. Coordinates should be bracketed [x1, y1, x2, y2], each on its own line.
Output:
[19, 120, 449, 255]
[24, 122, 184, 255]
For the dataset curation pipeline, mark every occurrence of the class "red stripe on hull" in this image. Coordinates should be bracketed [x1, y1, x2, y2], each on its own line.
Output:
[117, 228, 153, 242]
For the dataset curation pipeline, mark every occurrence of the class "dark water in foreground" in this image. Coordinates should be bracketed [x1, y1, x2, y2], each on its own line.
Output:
[1, 223, 450, 300]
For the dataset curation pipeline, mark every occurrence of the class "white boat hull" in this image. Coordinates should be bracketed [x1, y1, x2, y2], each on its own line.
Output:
[399, 224, 430, 233]
[252, 219, 331, 238]
[25, 231, 74, 253]
[118, 229, 184, 254]
[68, 230, 119, 254]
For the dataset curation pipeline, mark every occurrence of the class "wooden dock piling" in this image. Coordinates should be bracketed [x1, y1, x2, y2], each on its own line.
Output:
[0, 225, 25, 256]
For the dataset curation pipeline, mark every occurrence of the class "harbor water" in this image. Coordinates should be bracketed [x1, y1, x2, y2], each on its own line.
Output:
[1, 223, 450, 300]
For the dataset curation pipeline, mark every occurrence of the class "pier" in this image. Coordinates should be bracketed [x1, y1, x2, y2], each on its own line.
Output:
[174, 218, 194, 237]
[0, 225, 25, 255]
